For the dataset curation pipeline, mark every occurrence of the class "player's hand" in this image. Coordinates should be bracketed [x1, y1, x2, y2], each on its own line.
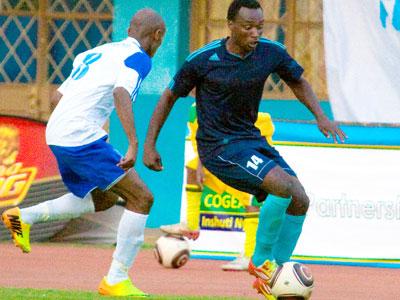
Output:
[118, 144, 137, 171]
[196, 161, 205, 190]
[143, 145, 163, 171]
[317, 116, 347, 143]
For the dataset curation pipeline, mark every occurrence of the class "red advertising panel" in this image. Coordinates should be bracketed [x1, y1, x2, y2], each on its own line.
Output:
[0, 116, 59, 207]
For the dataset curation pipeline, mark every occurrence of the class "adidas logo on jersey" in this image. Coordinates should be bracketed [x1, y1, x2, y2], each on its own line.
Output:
[208, 53, 220, 61]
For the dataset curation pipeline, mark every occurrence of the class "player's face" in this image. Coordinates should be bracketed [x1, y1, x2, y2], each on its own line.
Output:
[228, 7, 264, 52]
[148, 27, 166, 57]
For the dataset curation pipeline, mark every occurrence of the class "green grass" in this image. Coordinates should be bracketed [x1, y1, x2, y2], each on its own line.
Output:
[0, 288, 252, 300]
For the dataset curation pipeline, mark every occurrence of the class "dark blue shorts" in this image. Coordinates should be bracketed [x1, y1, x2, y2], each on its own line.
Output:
[49, 136, 125, 198]
[200, 138, 296, 201]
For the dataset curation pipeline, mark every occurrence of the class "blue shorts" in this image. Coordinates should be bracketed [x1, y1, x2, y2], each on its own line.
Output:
[200, 138, 296, 202]
[49, 136, 125, 198]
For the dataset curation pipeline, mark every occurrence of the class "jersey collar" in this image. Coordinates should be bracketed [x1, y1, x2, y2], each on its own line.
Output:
[222, 37, 255, 60]
[126, 37, 151, 58]
[126, 36, 142, 48]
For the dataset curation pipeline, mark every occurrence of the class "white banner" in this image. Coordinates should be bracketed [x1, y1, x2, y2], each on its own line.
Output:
[323, 0, 400, 123]
[279, 145, 400, 260]
[184, 142, 400, 262]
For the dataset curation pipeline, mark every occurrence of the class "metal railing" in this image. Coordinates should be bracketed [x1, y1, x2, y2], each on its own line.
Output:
[0, 0, 113, 120]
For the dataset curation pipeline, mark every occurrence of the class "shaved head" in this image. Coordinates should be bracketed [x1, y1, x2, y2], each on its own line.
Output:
[129, 8, 165, 38]
[128, 8, 166, 57]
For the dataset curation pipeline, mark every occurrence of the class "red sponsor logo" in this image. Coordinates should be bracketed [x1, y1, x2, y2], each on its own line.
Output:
[0, 125, 37, 207]
[0, 162, 37, 207]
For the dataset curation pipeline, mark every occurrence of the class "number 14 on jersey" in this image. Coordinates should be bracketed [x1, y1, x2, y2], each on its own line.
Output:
[246, 155, 264, 171]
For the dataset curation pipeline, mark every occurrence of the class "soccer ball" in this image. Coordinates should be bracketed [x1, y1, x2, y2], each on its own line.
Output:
[270, 262, 314, 299]
[153, 235, 190, 268]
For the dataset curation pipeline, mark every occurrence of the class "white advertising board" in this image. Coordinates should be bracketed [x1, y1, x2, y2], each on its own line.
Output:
[278, 144, 400, 259]
[183, 142, 400, 264]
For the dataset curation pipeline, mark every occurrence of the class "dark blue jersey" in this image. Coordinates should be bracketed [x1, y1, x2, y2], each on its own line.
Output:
[169, 37, 303, 158]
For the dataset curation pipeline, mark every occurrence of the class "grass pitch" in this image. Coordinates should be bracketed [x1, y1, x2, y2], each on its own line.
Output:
[0, 287, 253, 300]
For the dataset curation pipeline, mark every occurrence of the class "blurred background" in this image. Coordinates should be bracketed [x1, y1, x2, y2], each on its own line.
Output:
[0, 0, 327, 120]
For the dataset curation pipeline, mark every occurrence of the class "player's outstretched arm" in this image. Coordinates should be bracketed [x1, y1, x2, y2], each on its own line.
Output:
[143, 88, 179, 171]
[285, 77, 347, 143]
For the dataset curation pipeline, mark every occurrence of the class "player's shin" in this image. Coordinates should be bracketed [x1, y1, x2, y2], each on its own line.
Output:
[272, 214, 306, 265]
[186, 184, 201, 231]
[20, 193, 94, 225]
[106, 209, 148, 284]
[252, 195, 291, 266]
[244, 212, 259, 258]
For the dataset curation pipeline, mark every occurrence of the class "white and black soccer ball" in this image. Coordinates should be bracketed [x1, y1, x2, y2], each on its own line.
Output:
[270, 261, 314, 299]
[153, 235, 190, 268]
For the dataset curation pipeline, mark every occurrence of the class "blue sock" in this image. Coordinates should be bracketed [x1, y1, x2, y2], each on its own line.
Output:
[273, 214, 306, 265]
[252, 195, 291, 266]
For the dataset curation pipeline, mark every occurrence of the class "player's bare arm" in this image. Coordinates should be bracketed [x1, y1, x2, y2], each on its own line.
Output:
[285, 76, 347, 143]
[50, 90, 63, 111]
[143, 88, 179, 171]
[113, 86, 138, 170]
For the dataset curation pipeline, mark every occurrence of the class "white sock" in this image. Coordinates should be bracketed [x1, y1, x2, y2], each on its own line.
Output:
[20, 193, 95, 225]
[106, 209, 148, 285]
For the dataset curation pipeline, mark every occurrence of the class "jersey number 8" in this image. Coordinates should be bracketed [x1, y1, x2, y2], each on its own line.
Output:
[71, 52, 102, 80]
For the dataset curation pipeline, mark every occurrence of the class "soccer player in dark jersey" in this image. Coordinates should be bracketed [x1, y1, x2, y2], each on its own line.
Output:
[143, 0, 346, 298]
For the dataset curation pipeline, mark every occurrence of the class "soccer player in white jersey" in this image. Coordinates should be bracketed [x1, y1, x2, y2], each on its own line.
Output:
[2, 9, 165, 297]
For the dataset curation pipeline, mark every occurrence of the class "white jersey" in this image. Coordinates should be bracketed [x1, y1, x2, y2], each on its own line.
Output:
[46, 37, 151, 146]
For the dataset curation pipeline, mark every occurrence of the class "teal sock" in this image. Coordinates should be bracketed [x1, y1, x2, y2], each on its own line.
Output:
[252, 195, 291, 266]
[273, 214, 306, 265]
